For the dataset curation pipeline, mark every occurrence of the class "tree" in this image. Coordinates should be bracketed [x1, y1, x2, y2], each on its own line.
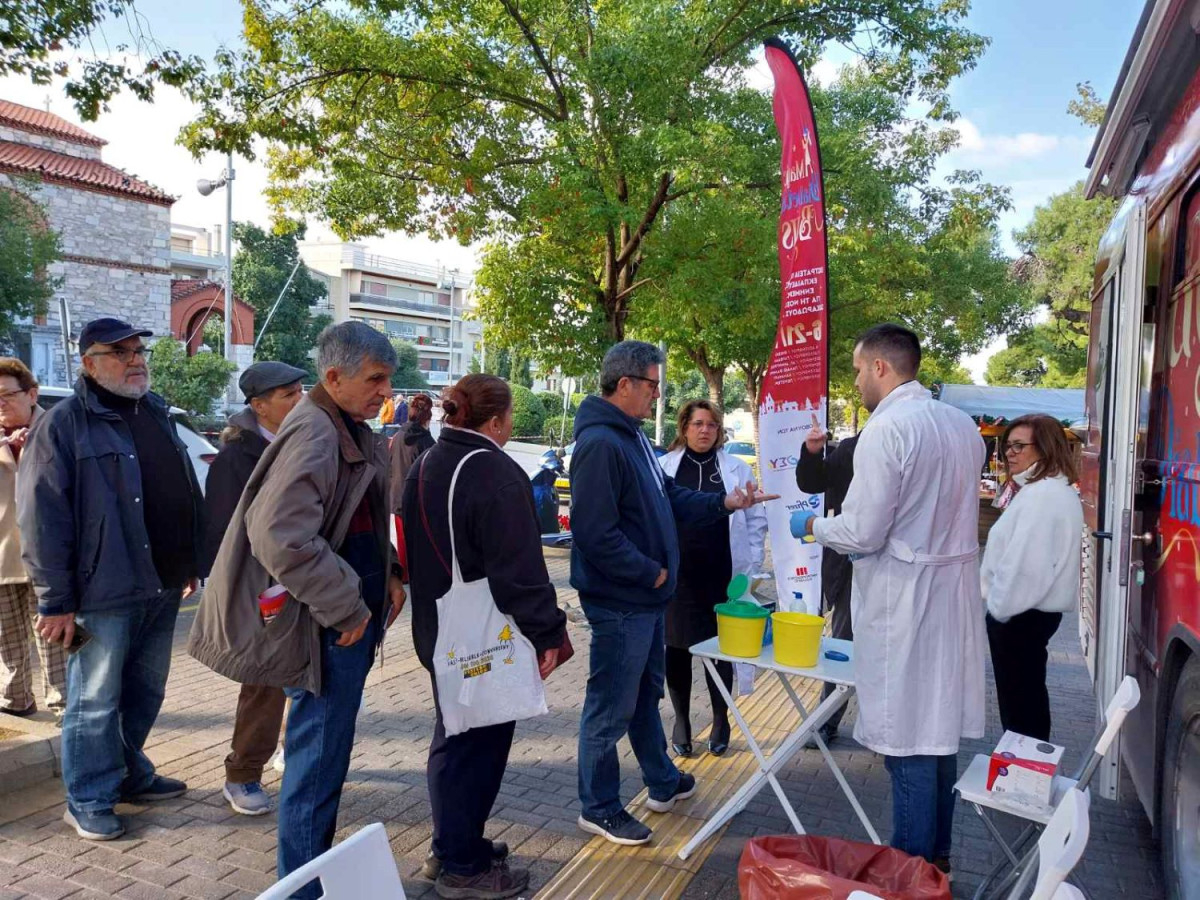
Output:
[183, 0, 987, 372]
[1, 0, 202, 120]
[1068, 82, 1106, 128]
[1011, 183, 1118, 385]
[389, 340, 429, 390]
[232, 222, 331, 379]
[0, 184, 60, 343]
[149, 339, 236, 414]
[510, 385, 545, 437]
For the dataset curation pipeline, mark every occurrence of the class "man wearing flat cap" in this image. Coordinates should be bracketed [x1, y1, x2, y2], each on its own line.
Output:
[203, 361, 307, 817]
[18, 318, 205, 841]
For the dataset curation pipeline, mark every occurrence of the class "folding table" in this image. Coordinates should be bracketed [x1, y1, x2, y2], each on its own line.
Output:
[677, 636, 882, 860]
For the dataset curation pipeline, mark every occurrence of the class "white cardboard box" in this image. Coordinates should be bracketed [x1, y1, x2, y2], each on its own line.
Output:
[986, 731, 1065, 807]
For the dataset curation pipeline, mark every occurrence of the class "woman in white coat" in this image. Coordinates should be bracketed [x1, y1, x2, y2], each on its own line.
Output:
[982, 414, 1082, 741]
[660, 400, 766, 757]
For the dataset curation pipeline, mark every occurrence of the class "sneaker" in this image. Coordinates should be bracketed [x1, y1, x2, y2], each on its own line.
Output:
[121, 775, 187, 803]
[63, 805, 124, 841]
[435, 860, 529, 899]
[223, 781, 272, 816]
[269, 746, 286, 773]
[577, 809, 652, 846]
[421, 840, 509, 880]
[645, 772, 697, 813]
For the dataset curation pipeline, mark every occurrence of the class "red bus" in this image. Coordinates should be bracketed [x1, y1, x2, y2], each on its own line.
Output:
[1085, 2, 1200, 893]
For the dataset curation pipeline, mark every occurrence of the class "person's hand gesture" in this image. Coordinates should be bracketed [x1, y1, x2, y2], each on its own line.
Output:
[724, 480, 780, 511]
[805, 414, 826, 454]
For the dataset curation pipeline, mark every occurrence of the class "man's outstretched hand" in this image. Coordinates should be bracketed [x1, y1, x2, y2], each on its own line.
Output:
[724, 480, 780, 511]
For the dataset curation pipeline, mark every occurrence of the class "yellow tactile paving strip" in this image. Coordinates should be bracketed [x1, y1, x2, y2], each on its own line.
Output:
[535, 672, 824, 899]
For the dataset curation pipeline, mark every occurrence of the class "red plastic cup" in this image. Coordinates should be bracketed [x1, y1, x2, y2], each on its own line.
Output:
[258, 584, 289, 623]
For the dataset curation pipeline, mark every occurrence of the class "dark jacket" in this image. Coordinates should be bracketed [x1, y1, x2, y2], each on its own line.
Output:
[188, 384, 395, 694]
[202, 407, 269, 574]
[568, 395, 729, 613]
[402, 426, 566, 671]
[389, 420, 435, 515]
[18, 377, 204, 616]
[796, 435, 858, 516]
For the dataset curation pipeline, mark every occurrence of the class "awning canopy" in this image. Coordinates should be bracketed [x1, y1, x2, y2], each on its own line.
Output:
[933, 384, 1085, 428]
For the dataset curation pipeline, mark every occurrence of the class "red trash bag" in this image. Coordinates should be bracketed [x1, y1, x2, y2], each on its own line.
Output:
[738, 836, 950, 900]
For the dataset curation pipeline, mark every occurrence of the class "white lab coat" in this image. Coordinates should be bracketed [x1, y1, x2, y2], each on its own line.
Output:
[660, 448, 767, 576]
[812, 381, 987, 756]
[980, 471, 1082, 623]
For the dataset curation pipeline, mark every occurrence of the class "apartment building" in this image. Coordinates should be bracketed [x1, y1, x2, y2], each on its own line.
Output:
[298, 241, 482, 388]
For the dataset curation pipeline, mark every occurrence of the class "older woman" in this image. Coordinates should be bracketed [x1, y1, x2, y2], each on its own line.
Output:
[402, 375, 566, 900]
[659, 399, 767, 757]
[389, 393, 435, 515]
[981, 414, 1083, 741]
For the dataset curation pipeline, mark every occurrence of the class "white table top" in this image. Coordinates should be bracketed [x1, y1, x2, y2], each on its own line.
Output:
[689, 636, 856, 687]
[954, 753, 1081, 826]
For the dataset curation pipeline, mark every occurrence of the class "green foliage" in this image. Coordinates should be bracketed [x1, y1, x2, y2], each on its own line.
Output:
[984, 327, 1084, 388]
[183, 0, 987, 372]
[0, 184, 60, 342]
[641, 420, 677, 448]
[921, 358, 974, 387]
[536, 391, 565, 417]
[510, 384, 545, 438]
[0, 0, 203, 120]
[232, 222, 331, 379]
[149, 339, 236, 414]
[1068, 82, 1106, 128]
[388, 340, 429, 390]
[1010, 182, 1118, 385]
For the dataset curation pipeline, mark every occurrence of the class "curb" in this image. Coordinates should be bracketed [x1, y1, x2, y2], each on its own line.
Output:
[0, 715, 61, 796]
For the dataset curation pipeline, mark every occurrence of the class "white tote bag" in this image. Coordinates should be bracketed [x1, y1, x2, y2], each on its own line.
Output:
[430, 449, 548, 736]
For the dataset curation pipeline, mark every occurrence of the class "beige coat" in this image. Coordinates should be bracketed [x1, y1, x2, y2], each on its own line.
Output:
[0, 405, 40, 584]
[188, 385, 393, 695]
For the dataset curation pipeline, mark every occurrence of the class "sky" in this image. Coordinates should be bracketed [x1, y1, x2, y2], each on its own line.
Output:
[0, 0, 1150, 379]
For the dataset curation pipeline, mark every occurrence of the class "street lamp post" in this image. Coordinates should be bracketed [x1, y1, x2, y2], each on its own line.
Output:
[197, 152, 237, 400]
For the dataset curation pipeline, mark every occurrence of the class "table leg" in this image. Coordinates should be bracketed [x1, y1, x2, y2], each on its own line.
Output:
[969, 802, 1026, 900]
[678, 659, 807, 860]
[775, 676, 881, 845]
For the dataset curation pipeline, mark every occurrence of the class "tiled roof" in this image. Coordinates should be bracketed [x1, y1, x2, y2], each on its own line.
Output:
[0, 140, 174, 205]
[171, 279, 220, 302]
[0, 100, 106, 147]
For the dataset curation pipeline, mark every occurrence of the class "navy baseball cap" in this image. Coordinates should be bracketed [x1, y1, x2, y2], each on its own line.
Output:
[239, 361, 308, 402]
[79, 317, 153, 354]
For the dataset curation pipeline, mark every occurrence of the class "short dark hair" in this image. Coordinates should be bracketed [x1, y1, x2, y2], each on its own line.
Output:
[600, 341, 663, 395]
[0, 357, 37, 392]
[443, 375, 511, 429]
[856, 323, 921, 378]
[1002, 414, 1079, 484]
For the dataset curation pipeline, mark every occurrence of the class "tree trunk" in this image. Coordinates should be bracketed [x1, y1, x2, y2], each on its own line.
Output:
[738, 362, 766, 457]
[688, 347, 725, 408]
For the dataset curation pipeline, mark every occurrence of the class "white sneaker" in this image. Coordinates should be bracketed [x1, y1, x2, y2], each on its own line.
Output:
[269, 747, 285, 773]
[223, 781, 272, 816]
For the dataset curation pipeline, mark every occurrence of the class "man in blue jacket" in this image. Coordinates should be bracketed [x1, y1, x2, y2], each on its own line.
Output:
[572, 341, 775, 845]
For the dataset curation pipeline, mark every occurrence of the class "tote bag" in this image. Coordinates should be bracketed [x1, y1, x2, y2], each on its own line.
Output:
[430, 449, 548, 736]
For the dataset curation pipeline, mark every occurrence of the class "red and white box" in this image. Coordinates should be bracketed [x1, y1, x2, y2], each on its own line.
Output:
[986, 731, 1065, 806]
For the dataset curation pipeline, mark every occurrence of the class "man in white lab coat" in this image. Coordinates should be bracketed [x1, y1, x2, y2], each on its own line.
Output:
[792, 324, 986, 871]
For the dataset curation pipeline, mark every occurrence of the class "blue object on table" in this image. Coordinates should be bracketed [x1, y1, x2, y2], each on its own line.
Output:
[824, 650, 850, 662]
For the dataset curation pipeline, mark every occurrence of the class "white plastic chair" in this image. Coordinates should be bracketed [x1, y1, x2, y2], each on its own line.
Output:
[1007, 788, 1090, 900]
[255, 823, 406, 900]
[956, 675, 1139, 899]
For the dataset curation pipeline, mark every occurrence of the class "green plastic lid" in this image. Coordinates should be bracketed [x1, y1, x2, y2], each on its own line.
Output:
[726, 573, 751, 601]
[715, 601, 769, 619]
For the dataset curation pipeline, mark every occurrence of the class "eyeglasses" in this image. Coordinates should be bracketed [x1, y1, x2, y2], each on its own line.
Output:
[0, 390, 27, 407]
[87, 347, 152, 365]
[627, 375, 660, 391]
[688, 421, 719, 430]
[1002, 440, 1033, 455]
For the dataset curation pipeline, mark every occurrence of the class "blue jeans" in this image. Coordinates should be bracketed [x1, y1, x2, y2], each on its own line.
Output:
[277, 621, 377, 897]
[577, 600, 680, 820]
[62, 590, 182, 813]
[884, 753, 957, 861]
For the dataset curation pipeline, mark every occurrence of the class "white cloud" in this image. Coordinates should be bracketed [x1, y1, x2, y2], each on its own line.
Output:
[947, 117, 1090, 167]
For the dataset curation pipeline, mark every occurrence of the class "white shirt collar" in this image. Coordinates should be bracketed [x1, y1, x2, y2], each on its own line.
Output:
[259, 424, 277, 443]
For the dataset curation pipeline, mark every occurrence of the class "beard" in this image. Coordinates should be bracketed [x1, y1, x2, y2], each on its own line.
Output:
[91, 368, 150, 399]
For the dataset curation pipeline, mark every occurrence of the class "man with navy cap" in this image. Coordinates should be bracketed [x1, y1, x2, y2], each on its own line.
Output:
[18, 317, 205, 841]
[203, 360, 306, 816]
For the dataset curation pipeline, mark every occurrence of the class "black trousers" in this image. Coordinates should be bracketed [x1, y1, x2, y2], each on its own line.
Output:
[428, 694, 515, 876]
[986, 610, 1063, 741]
[665, 645, 732, 746]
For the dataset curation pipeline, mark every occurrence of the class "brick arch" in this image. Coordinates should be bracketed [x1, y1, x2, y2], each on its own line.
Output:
[170, 281, 255, 356]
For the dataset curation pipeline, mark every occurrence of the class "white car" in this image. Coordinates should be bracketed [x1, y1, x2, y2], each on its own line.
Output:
[36, 386, 218, 495]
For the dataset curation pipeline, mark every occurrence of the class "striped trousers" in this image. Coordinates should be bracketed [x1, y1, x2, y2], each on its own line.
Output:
[0, 581, 66, 713]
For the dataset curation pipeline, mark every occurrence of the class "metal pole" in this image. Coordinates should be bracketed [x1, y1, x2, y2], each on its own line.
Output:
[58, 297, 73, 384]
[223, 151, 236, 396]
[655, 342, 666, 445]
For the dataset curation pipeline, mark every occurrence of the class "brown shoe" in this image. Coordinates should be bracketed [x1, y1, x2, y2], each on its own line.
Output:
[435, 860, 529, 899]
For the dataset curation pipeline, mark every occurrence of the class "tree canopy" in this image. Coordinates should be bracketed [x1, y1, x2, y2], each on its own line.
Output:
[183, 0, 989, 369]
[149, 338, 237, 414]
[0, 183, 61, 344]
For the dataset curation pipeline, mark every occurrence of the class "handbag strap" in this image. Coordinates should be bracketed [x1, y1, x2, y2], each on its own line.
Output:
[419, 449, 488, 583]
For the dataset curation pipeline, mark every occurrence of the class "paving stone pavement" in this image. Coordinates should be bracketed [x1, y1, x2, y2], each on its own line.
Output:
[0, 553, 1163, 899]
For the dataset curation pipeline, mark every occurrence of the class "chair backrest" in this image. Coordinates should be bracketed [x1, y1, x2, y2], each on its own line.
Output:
[1029, 788, 1090, 900]
[847, 892, 886, 900]
[255, 823, 405, 900]
[1095, 675, 1140, 757]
